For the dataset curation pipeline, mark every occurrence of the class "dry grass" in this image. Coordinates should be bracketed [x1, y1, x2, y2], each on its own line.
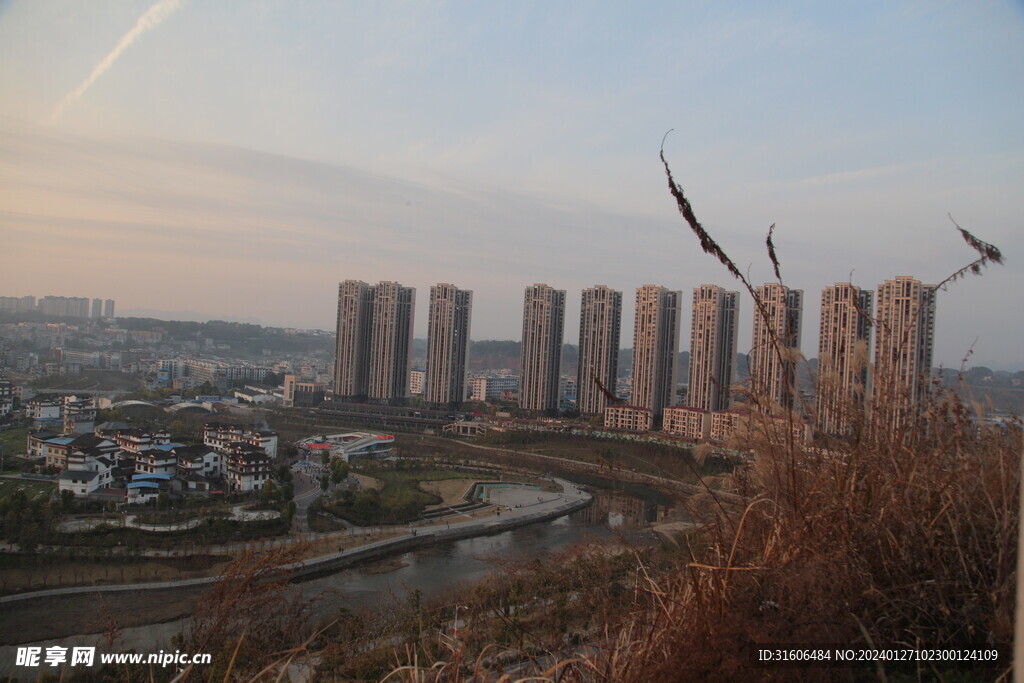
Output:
[175, 543, 318, 680]
[421, 478, 476, 508]
[564, 389, 1018, 681]
[537, 150, 1020, 681]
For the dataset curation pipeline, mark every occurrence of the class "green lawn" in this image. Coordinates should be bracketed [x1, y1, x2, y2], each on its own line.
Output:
[0, 426, 30, 459]
[0, 478, 55, 502]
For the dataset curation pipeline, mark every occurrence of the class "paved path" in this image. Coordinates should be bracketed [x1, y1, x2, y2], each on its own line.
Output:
[291, 465, 321, 533]
[0, 478, 591, 604]
[56, 504, 281, 533]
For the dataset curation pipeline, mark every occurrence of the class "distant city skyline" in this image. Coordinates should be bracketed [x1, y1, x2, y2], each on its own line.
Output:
[2, 2, 1020, 369]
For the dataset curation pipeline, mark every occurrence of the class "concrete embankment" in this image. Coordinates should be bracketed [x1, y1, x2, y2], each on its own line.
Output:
[291, 494, 590, 581]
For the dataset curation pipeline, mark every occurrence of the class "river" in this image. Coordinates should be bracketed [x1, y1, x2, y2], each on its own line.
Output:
[0, 482, 681, 676]
[297, 483, 675, 612]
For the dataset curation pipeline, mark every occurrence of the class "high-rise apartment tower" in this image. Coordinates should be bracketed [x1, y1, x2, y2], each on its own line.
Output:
[334, 280, 415, 402]
[630, 285, 682, 418]
[688, 285, 739, 412]
[519, 284, 565, 412]
[425, 283, 473, 405]
[748, 283, 804, 411]
[872, 276, 936, 427]
[576, 285, 622, 415]
[817, 283, 873, 434]
[334, 280, 373, 398]
[368, 281, 416, 401]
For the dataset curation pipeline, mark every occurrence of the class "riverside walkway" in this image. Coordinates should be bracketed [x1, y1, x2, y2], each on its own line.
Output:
[0, 478, 591, 604]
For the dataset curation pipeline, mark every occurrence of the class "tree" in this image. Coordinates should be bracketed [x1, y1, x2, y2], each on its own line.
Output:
[260, 481, 278, 504]
[18, 524, 39, 553]
[330, 459, 349, 485]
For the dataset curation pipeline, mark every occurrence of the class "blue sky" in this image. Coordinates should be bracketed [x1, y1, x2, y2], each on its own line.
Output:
[1, 1, 1022, 368]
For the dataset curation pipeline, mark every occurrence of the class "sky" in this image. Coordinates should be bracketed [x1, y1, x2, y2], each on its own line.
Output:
[1, 1, 1022, 369]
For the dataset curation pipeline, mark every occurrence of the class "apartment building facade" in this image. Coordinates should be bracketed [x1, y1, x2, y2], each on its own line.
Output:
[334, 280, 415, 403]
[817, 283, 873, 434]
[748, 283, 804, 411]
[688, 285, 739, 412]
[519, 284, 565, 412]
[872, 276, 937, 427]
[576, 285, 622, 415]
[630, 285, 682, 419]
[425, 283, 473, 405]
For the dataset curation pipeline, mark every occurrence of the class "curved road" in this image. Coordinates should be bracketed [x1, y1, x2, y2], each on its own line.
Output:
[290, 465, 322, 533]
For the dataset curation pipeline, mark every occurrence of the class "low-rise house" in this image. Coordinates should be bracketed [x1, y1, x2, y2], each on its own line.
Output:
[223, 442, 272, 492]
[59, 469, 102, 496]
[135, 443, 185, 476]
[43, 432, 118, 471]
[26, 394, 97, 432]
[115, 429, 171, 454]
[204, 423, 278, 459]
[469, 375, 520, 402]
[707, 409, 809, 447]
[27, 430, 60, 458]
[709, 410, 741, 442]
[174, 445, 222, 492]
[662, 406, 711, 441]
[282, 375, 325, 407]
[62, 397, 96, 434]
[26, 396, 62, 426]
[43, 437, 76, 470]
[58, 450, 116, 495]
[94, 421, 131, 438]
[68, 433, 118, 457]
[0, 378, 14, 418]
[127, 473, 171, 505]
[603, 405, 654, 432]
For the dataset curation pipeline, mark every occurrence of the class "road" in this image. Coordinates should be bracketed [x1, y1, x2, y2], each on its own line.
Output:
[290, 464, 322, 533]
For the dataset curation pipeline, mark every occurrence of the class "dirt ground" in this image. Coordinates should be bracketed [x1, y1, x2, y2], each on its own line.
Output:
[0, 587, 204, 645]
[421, 478, 476, 508]
[0, 555, 232, 594]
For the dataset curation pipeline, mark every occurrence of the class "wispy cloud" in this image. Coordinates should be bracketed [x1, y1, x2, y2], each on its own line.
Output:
[49, 0, 185, 124]
[797, 162, 917, 187]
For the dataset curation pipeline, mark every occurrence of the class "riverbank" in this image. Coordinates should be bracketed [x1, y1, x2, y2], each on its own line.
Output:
[0, 478, 590, 611]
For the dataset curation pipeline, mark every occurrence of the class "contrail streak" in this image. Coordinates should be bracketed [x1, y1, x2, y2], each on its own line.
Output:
[49, 0, 185, 123]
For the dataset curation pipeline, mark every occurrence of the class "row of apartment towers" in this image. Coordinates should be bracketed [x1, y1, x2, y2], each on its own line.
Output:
[334, 277, 936, 431]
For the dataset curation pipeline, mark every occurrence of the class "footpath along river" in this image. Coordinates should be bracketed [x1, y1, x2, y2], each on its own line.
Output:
[0, 481, 681, 676]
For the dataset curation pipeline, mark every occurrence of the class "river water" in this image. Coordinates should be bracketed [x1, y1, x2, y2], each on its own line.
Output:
[297, 484, 674, 613]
